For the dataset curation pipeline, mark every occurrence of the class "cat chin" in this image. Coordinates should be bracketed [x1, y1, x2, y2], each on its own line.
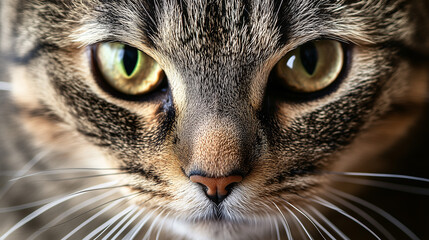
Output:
[163, 217, 274, 240]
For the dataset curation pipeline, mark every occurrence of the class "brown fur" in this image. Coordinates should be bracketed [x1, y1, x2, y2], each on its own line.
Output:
[1, 0, 429, 239]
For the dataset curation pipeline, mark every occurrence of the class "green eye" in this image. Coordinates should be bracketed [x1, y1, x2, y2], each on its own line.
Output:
[95, 42, 164, 95]
[274, 40, 344, 93]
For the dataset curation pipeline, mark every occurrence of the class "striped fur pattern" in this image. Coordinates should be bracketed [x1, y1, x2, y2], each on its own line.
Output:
[0, 0, 428, 239]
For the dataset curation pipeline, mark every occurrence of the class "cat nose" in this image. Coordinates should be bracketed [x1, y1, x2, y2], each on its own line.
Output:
[190, 175, 243, 204]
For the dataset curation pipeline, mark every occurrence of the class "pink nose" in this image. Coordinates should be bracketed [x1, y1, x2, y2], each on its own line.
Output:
[190, 175, 243, 204]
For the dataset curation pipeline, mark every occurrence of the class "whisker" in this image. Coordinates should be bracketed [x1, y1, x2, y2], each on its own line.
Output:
[51, 191, 142, 231]
[291, 209, 309, 240]
[329, 176, 429, 195]
[267, 208, 275, 240]
[283, 200, 327, 240]
[9, 168, 121, 182]
[61, 198, 125, 240]
[0, 151, 47, 199]
[298, 207, 337, 240]
[27, 190, 119, 240]
[2, 171, 124, 215]
[142, 209, 167, 240]
[306, 205, 349, 240]
[102, 206, 139, 240]
[323, 191, 394, 240]
[0, 196, 63, 213]
[258, 202, 275, 240]
[282, 203, 314, 240]
[327, 187, 419, 240]
[325, 172, 429, 183]
[0, 184, 129, 214]
[272, 201, 293, 240]
[85, 205, 137, 240]
[0, 181, 119, 240]
[273, 215, 281, 240]
[124, 207, 159, 240]
[0, 171, 27, 177]
[155, 212, 171, 240]
[33, 173, 129, 182]
[111, 207, 146, 239]
[311, 197, 381, 240]
[0, 81, 12, 91]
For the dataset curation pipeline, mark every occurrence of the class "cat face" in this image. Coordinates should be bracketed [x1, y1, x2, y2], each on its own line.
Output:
[1, 0, 428, 239]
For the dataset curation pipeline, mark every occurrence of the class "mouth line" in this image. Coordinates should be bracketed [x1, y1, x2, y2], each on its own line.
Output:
[190, 206, 253, 224]
[192, 215, 251, 225]
[202, 205, 226, 221]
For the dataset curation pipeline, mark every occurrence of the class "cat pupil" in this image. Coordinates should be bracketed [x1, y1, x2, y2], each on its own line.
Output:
[300, 42, 318, 75]
[122, 45, 139, 76]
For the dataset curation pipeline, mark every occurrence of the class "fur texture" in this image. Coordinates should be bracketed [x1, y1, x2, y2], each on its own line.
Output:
[0, 0, 429, 239]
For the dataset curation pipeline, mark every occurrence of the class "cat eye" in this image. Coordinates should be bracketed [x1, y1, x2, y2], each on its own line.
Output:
[94, 42, 165, 95]
[274, 40, 344, 93]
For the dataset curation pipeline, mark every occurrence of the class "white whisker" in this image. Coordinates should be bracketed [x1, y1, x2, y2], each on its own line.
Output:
[0, 81, 11, 91]
[9, 168, 121, 182]
[0, 171, 25, 177]
[323, 192, 394, 240]
[142, 209, 166, 240]
[284, 200, 326, 240]
[299, 207, 337, 240]
[274, 215, 281, 240]
[306, 205, 349, 240]
[259, 202, 275, 239]
[29, 173, 129, 182]
[28, 190, 118, 240]
[102, 206, 139, 240]
[0, 184, 127, 213]
[0, 196, 63, 213]
[327, 187, 419, 240]
[86, 205, 137, 240]
[0, 151, 47, 199]
[111, 207, 146, 239]
[311, 197, 381, 240]
[283, 203, 313, 240]
[272, 201, 293, 240]
[329, 176, 429, 195]
[326, 172, 429, 183]
[292, 209, 308, 240]
[61, 198, 124, 240]
[0, 181, 118, 240]
[123, 208, 158, 240]
[155, 212, 170, 240]
[268, 209, 275, 240]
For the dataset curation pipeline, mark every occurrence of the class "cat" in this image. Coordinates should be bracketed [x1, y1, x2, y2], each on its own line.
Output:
[1, 0, 429, 239]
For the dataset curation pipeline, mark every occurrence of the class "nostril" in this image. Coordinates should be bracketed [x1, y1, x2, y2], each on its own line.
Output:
[224, 182, 238, 193]
[190, 175, 217, 196]
[189, 175, 243, 204]
[215, 175, 243, 196]
[196, 182, 208, 193]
